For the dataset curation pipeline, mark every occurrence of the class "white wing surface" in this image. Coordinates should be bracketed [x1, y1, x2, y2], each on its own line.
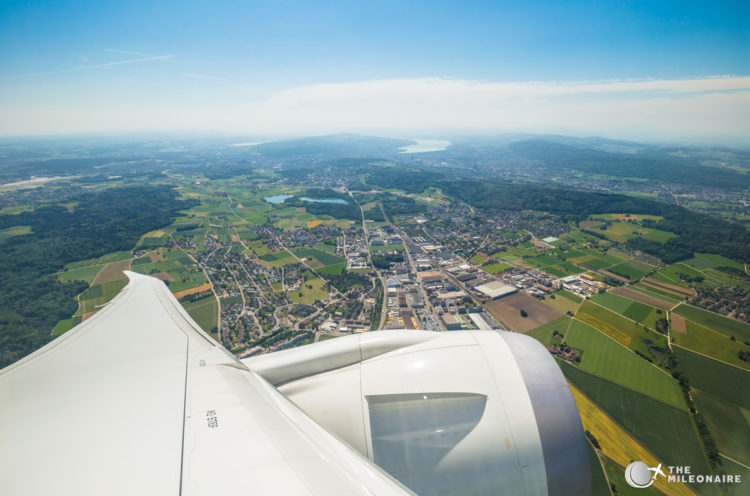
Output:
[0, 271, 411, 496]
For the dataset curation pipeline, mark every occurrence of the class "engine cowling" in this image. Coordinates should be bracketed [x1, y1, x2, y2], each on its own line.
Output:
[243, 330, 590, 496]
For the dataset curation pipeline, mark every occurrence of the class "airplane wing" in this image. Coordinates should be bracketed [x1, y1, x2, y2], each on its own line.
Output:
[0, 271, 411, 495]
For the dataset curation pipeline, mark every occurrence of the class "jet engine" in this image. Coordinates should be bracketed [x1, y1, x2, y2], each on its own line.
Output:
[243, 330, 590, 496]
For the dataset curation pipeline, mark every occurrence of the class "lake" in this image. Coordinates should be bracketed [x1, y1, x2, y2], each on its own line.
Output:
[299, 197, 349, 204]
[399, 139, 451, 153]
[264, 194, 294, 204]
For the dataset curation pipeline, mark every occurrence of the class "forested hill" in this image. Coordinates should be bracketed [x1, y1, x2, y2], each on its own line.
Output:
[507, 140, 750, 190]
[0, 186, 195, 368]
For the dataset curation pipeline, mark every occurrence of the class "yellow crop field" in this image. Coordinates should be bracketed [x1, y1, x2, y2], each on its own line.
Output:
[173, 282, 212, 299]
[576, 311, 632, 347]
[307, 219, 324, 228]
[570, 384, 694, 496]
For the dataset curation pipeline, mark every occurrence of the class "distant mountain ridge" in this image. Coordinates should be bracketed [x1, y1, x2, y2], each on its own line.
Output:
[3, 132, 749, 189]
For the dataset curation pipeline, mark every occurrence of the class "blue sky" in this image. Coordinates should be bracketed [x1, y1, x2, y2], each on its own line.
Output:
[1, 1, 748, 142]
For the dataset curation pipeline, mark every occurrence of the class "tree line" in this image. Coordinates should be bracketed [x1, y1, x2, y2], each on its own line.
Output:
[0, 186, 196, 368]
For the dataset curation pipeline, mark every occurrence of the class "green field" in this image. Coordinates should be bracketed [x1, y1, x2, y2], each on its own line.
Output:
[480, 262, 511, 275]
[640, 228, 677, 243]
[492, 244, 538, 259]
[599, 454, 662, 496]
[131, 255, 151, 266]
[565, 319, 685, 408]
[630, 283, 683, 304]
[591, 292, 635, 314]
[312, 241, 337, 254]
[182, 295, 218, 333]
[607, 259, 653, 281]
[57, 265, 105, 284]
[579, 258, 610, 270]
[672, 319, 750, 370]
[470, 254, 488, 264]
[526, 316, 571, 346]
[673, 347, 750, 410]
[541, 292, 580, 314]
[557, 289, 584, 303]
[248, 240, 272, 257]
[291, 247, 345, 267]
[576, 300, 667, 361]
[494, 254, 520, 262]
[130, 252, 208, 293]
[50, 316, 82, 337]
[76, 278, 129, 315]
[64, 250, 132, 270]
[259, 250, 298, 265]
[569, 247, 627, 267]
[220, 295, 242, 307]
[561, 362, 715, 494]
[699, 267, 750, 291]
[525, 254, 583, 277]
[692, 390, 750, 466]
[289, 277, 329, 304]
[684, 253, 746, 273]
[559, 249, 585, 260]
[561, 230, 609, 247]
[624, 303, 657, 326]
[586, 445, 613, 496]
[673, 304, 750, 342]
[0, 224, 31, 241]
[138, 233, 169, 248]
[652, 263, 704, 288]
[719, 458, 750, 496]
[317, 262, 346, 275]
[591, 291, 658, 326]
[581, 219, 676, 244]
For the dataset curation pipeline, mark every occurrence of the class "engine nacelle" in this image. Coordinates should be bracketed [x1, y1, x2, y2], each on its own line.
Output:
[243, 330, 590, 496]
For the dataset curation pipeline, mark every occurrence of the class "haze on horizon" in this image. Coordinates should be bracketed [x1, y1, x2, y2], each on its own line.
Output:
[1, 1, 748, 146]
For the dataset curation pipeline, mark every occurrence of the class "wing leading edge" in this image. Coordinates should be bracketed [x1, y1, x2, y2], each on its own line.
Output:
[0, 271, 411, 495]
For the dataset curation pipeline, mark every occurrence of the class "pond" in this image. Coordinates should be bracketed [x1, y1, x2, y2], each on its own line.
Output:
[263, 194, 294, 204]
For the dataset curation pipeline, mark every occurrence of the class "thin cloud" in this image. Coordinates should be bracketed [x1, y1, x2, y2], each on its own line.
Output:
[2, 75, 748, 143]
[0, 55, 175, 80]
[77, 54, 174, 70]
[247, 76, 750, 141]
[268, 76, 750, 106]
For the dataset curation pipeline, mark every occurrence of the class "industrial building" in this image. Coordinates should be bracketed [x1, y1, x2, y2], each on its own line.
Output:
[474, 281, 518, 300]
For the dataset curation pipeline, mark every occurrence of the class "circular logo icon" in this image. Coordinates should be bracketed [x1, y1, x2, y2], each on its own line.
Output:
[625, 461, 655, 489]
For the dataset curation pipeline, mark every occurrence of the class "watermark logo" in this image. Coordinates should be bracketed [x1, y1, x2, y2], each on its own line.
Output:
[625, 462, 665, 488]
[624, 462, 743, 489]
